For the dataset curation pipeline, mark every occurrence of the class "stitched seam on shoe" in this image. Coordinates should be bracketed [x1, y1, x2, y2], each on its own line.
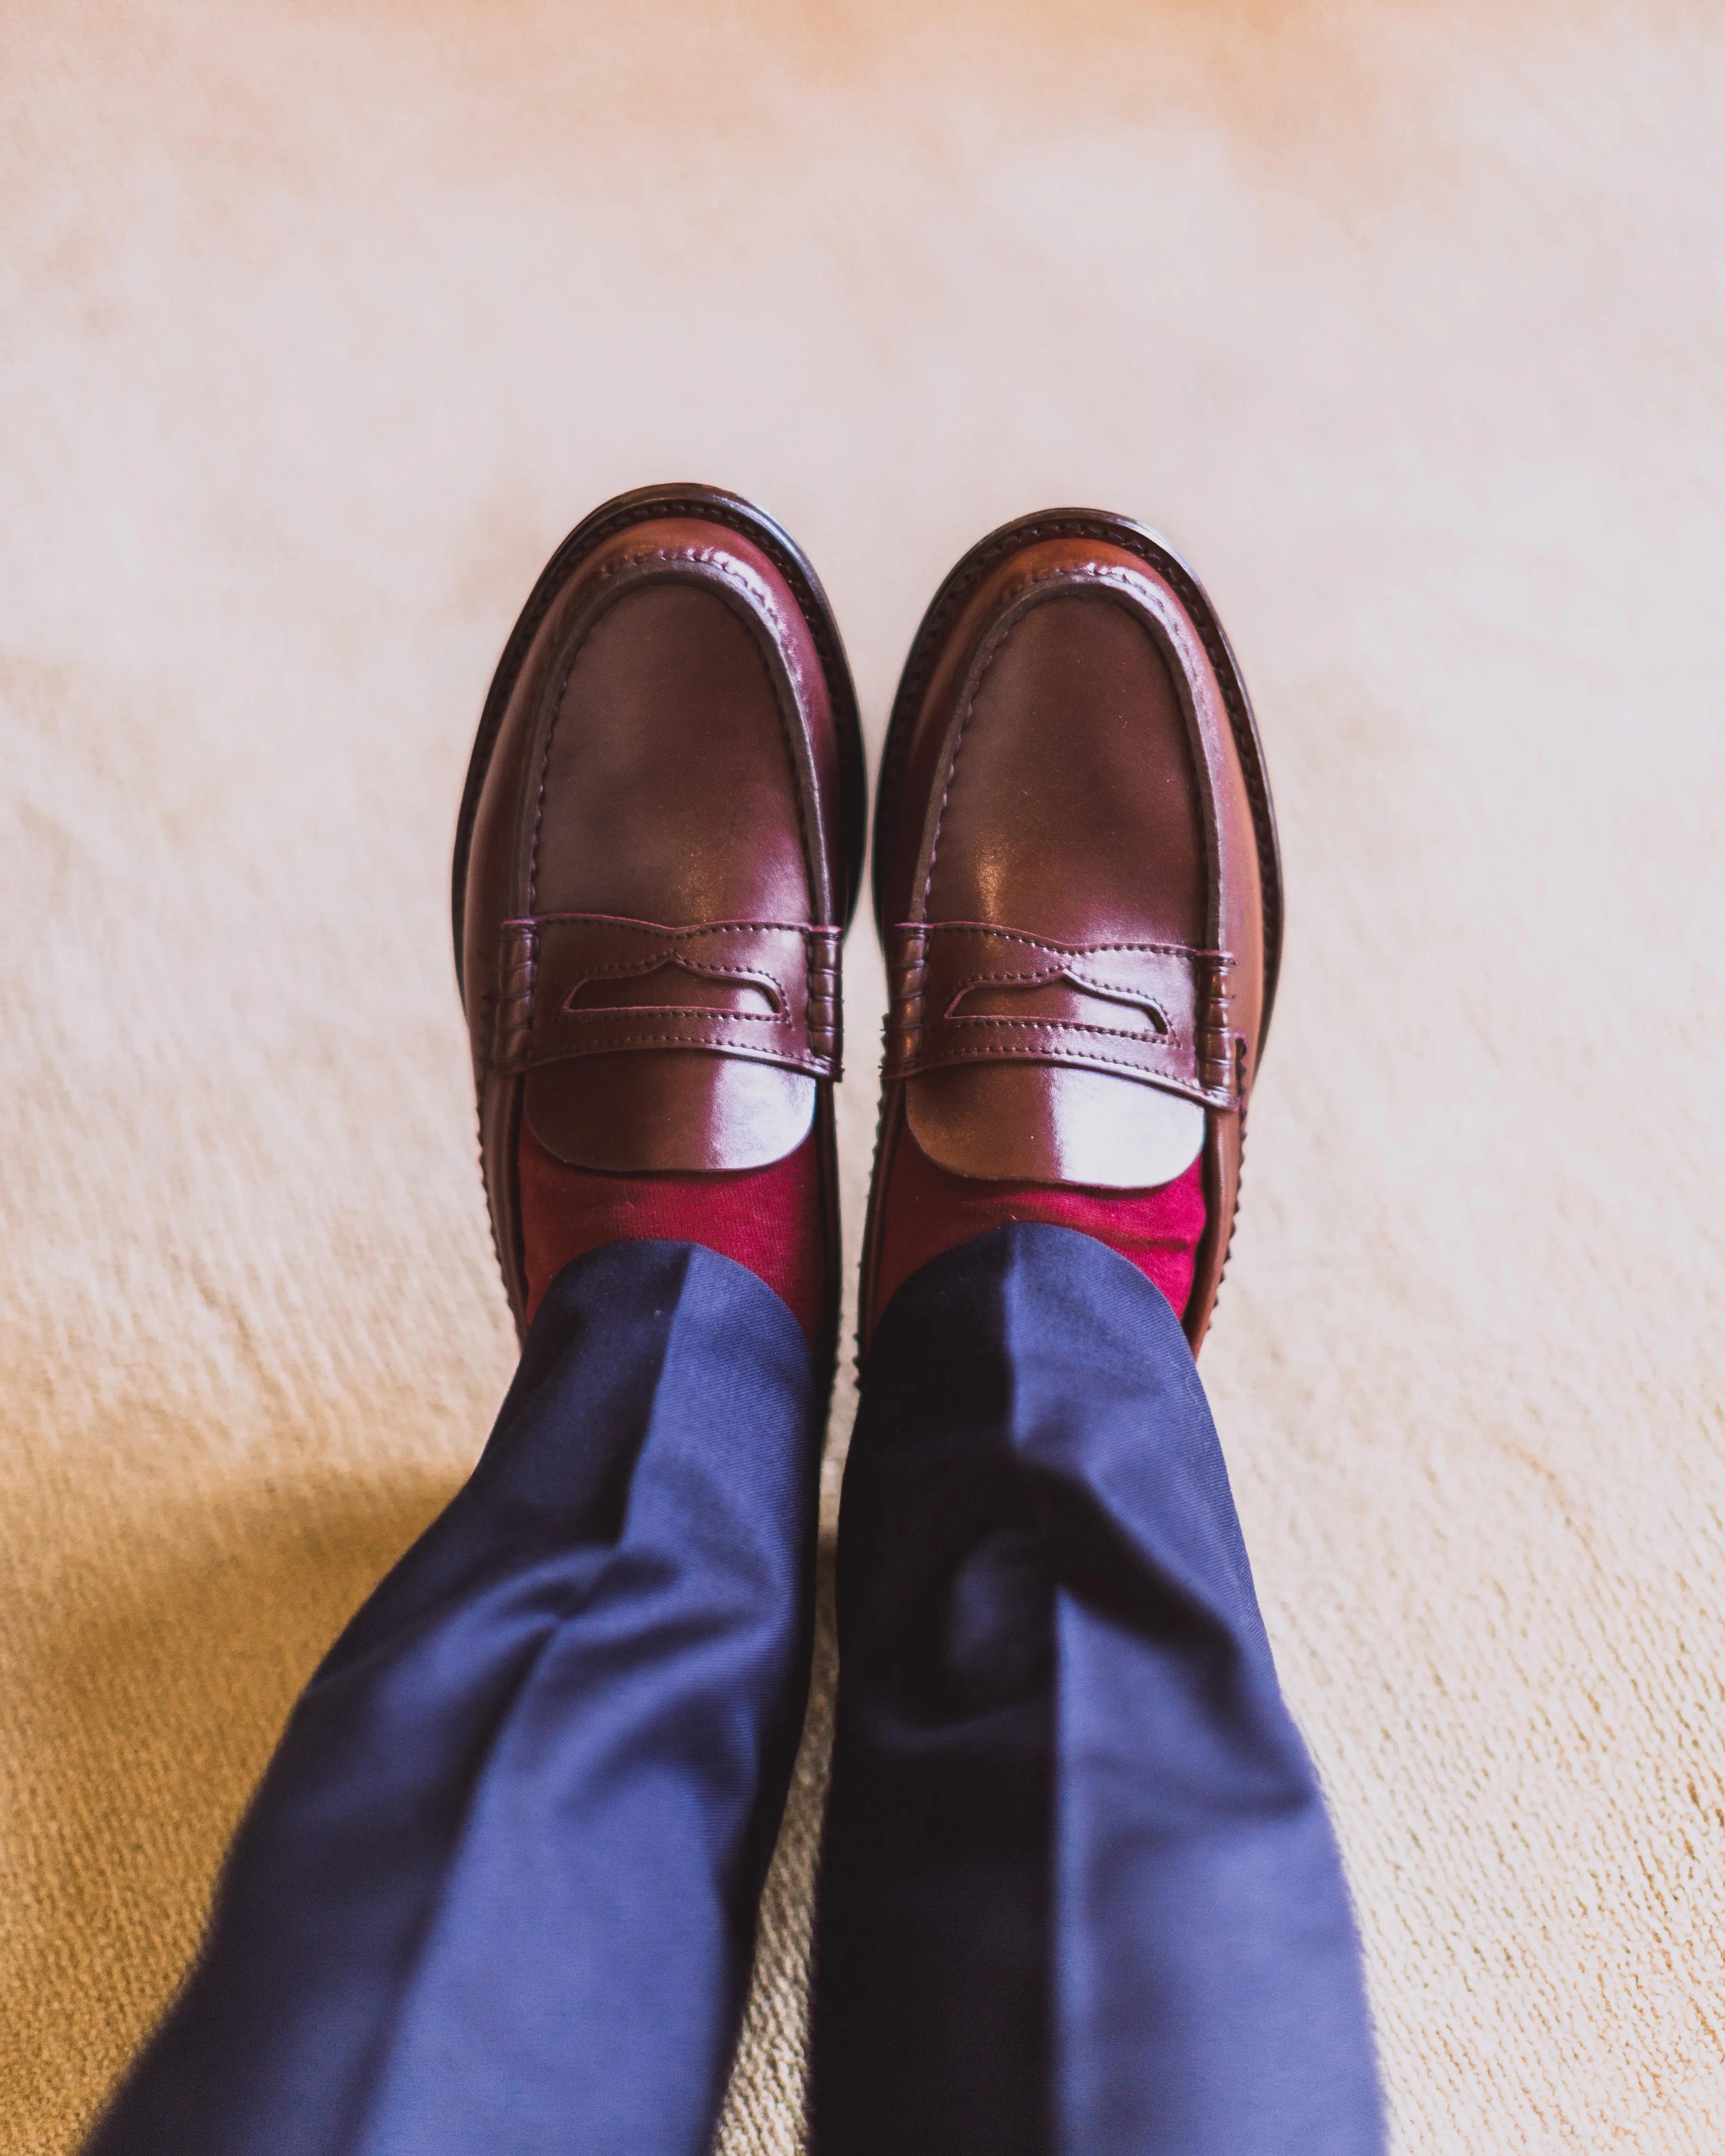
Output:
[616, 542, 825, 940]
[558, 957, 788, 1010]
[526, 921, 816, 1025]
[524, 557, 628, 915]
[915, 564, 1223, 920]
[944, 973, 1173, 1019]
[899, 1041, 1225, 1082]
[524, 549, 819, 921]
[937, 1015, 1179, 1042]
[889, 926, 1226, 964]
[922, 1019, 1186, 1045]
[893, 927, 1219, 957]
[563, 955, 787, 980]
[529, 1030, 832, 1056]
[510, 916, 824, 934]
[879, 516, 1279, 1037]
[465, 489, 848, 961]
[920, 615, 1023, 912]
[559, 1008, 784, 1024]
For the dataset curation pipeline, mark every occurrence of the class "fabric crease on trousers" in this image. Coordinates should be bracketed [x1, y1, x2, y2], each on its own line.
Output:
[88, 1225, 1383, 2156]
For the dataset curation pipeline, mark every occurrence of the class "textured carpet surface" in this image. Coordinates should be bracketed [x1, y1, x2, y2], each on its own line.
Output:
[4, 2, 1724, 2148]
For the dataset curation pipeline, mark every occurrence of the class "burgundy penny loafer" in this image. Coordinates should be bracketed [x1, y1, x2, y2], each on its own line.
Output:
[454, 483, 865, 1365]
[861, 508, 1283, 1358]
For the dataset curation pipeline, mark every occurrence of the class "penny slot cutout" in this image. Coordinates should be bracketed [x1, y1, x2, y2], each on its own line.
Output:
[565, 961, 781, 1018]
[946, 974, 1168, 1035]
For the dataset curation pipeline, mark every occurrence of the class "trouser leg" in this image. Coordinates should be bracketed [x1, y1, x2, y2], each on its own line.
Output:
[88, 1239, 822, 2156]
[810, 1223, 1384, 2156]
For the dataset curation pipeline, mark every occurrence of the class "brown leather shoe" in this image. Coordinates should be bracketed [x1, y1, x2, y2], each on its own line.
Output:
[861, 509, 1283, 1358]
[454, 483, 864, 1363]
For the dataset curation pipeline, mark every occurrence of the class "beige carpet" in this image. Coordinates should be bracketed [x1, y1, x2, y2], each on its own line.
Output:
[4, 0, 1724, 2147]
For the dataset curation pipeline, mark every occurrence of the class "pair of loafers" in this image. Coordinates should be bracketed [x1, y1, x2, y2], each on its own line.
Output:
[453, 483, 1281, 1371]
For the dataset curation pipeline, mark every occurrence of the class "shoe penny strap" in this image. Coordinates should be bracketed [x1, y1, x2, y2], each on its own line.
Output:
[492, 914, 841, 1080]
[883, 921, 1239, 1108]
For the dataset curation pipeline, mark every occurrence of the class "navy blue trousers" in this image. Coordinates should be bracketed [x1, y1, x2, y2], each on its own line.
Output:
[88, 1227, 1383, 2156]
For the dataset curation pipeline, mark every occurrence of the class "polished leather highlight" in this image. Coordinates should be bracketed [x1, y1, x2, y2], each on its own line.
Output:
[455, 484, 863, 1345]
[862, 511, 1283, 1357]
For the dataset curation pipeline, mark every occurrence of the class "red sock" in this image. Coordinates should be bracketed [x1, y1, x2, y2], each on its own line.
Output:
[875, 1129, 1206, 1323]
[518, 1121, 826, 1345]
